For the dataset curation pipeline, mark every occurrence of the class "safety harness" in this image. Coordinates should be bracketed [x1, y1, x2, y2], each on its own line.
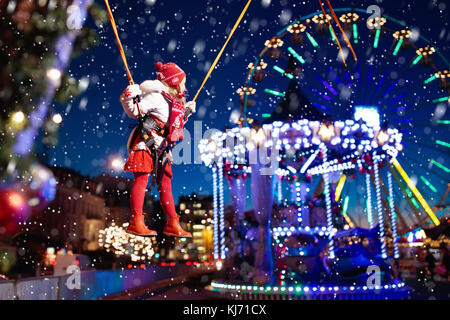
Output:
[129, 91, 190, 187]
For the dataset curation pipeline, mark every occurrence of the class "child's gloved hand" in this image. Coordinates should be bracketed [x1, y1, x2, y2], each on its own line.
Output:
[185, 101, 196, 113]
[122, 84, 142, 100]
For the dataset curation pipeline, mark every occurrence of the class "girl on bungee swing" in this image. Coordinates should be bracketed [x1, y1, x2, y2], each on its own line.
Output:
[120, 61, 195, 238]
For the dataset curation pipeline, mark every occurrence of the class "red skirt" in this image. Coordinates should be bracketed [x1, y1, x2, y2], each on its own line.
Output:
[124, 136, 154, 173]
[124, 136, 172, 177]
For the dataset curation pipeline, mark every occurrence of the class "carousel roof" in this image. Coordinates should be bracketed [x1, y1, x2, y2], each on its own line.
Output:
[198, 117, 403, 174]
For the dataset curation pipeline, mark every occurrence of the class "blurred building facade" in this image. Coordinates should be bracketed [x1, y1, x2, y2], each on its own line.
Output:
[20, 166, 215, 272]
[27, 166, 133, 253]
[163, 194, 214, 261]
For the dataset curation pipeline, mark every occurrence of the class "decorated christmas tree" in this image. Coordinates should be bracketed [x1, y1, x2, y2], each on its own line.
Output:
[0, 0, 107, 236]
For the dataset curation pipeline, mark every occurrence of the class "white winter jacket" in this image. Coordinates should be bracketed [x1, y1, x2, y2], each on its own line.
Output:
[121, 80, 170, 152]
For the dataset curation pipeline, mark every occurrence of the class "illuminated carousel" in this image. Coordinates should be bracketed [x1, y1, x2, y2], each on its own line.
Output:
[200, 116, 411, 299]
[199, 6, 449, 300]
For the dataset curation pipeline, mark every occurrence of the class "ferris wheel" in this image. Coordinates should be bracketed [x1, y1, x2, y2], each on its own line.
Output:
[233, 7, 450, 233]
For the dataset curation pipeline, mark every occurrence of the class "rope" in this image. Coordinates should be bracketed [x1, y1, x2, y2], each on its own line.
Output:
[104, 0, 134, 85]
[104, 0, 143, 117]
[325, 0, 357, 62]
[317, 0, 347, 68]
[192, 0, 253, 102]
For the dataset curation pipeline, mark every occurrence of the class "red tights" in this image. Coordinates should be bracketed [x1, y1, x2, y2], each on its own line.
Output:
[130, 164, 177, 219]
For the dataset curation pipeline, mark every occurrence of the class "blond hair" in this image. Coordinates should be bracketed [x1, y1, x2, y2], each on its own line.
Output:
[161, 81, 186, 104]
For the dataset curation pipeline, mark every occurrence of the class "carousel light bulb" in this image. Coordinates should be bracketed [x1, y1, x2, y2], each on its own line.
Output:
[207, 140, 217, 153]
[236, 86, 256, 96]
[435, 70, 450, 79]
[312, 13, 331, 24]
[377, 130, 389, 146]
[339, 12, 359, 23]
[318, 123, 335, 142]
[416, 46, 435, 57]
[287, 23, 306, 34]
[367, 16, 386, 29]
[393, 29, 412, 40]
[247, 59, 267, 70]
[264, 37, 284, 48]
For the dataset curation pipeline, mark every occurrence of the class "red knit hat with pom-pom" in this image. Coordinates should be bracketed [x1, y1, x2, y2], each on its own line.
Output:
[155, 62, 186, 94]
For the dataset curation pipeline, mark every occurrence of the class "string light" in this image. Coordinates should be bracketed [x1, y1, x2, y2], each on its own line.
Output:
[321, 144, 334, 259]
[199, 121, 402, 178]
[300, 150, 318, 174]
[218, 162, 226, 260]
[295, 181, 302, 224]
[272, 226, 329, 239]
[210, 281, 408, 298]
[212, 166, 219, 260]
[277, 176, 283, 203]
[364, 166, 374, 229]
[98, 222, 154, 261]
[387, 170, 399, 259]
[373, 155, 387, 258]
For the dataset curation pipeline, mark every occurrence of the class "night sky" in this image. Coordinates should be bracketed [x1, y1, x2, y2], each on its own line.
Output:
[43, 0, 450, 220]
